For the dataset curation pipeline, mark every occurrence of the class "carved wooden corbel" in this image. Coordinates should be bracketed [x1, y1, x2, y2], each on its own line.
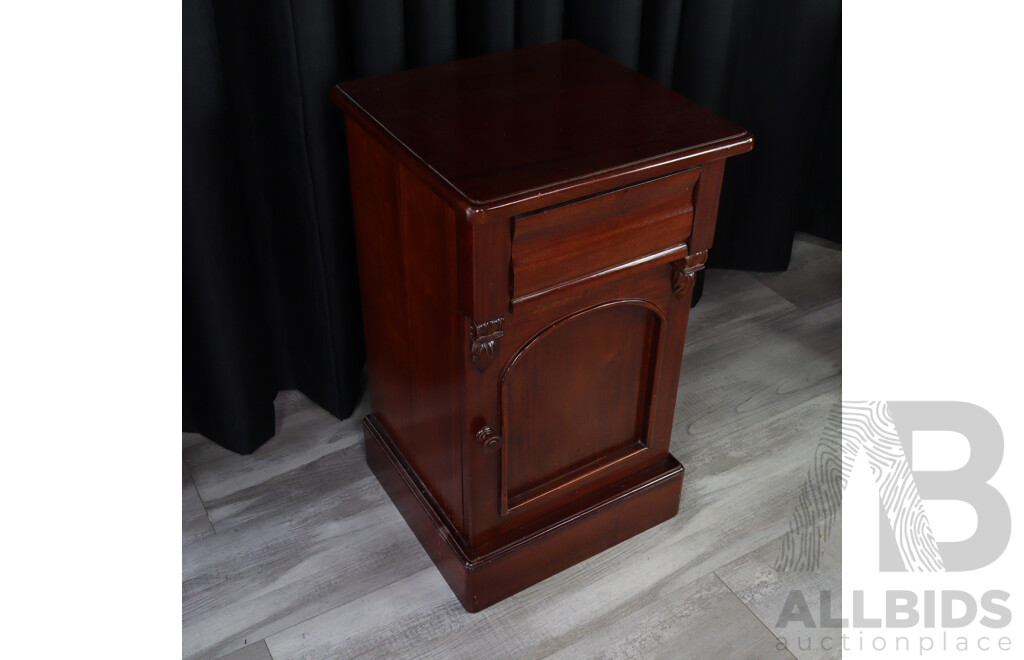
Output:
[671, 250, 709, 299]
[469, 317, 504, 371]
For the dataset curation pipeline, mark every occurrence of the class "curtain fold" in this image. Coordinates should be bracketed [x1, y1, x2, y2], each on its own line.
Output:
[184, 0, 840, 453]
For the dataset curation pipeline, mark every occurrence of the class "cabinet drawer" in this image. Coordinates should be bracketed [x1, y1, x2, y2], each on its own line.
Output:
[510, 168, 699, 302]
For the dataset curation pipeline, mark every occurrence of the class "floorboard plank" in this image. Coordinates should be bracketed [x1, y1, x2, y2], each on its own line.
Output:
[182, 501, 432, 660]
[183, 460, 215, 546]
[214, 639, 275, 660]
[546, 573, 798, 660]
[266, 569, 797, 660]
[689, 269, 797, 332]
[753, 235, 841, 310]
[183, 393, 370, 527]
[674, 298, 840, 456]
[716, 512, 843, 660]
[197, 429, 386, 534]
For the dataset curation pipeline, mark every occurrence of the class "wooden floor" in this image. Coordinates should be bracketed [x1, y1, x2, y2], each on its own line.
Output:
[183, 234, 842, 660]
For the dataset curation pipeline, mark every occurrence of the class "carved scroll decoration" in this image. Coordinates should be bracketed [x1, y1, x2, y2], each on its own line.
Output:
[671, 250, 709, 299]
[469, 317, 504, 372]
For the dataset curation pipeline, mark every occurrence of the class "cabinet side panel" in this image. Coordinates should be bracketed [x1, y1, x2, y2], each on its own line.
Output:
[346, 120, 464, 533]
[394, 162, 464, 533]
[346, 119, 410, 436]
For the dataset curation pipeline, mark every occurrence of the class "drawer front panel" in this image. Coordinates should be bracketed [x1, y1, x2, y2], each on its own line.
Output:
[511, 168, 699, 301]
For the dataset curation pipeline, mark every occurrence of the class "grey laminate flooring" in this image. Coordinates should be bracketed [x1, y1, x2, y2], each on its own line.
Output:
[183, 234, 842, 660]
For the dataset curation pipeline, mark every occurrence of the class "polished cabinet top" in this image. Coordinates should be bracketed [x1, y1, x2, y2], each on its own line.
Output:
[332, 40, 751, 206]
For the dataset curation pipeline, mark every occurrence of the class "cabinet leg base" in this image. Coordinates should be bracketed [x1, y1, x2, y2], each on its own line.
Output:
[363, 414, 684, 612]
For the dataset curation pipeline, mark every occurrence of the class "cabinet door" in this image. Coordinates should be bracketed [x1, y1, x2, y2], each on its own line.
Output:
[480, 261, 691, 534]
[461, 168, 708, 542]
[499, 299, 664, 513]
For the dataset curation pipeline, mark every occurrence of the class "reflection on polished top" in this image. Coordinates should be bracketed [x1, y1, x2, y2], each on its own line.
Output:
[332, 40, 751, 206]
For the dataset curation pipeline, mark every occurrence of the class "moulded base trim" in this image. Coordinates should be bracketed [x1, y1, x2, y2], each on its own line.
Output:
[363, 414, 684, 612]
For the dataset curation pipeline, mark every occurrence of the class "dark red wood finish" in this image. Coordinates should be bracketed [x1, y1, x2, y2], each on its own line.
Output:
[511, 168, 699, 300]
[334, 40, 749, 208]
[334, 40, 752, 612]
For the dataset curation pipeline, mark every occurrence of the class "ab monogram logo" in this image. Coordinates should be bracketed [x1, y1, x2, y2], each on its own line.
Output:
[777, 401, 1010, 573]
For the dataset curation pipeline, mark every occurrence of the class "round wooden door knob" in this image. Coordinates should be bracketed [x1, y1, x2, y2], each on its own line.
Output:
[475, 426, 503, 453]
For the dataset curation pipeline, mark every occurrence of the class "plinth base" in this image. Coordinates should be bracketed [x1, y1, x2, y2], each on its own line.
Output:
[363, 414, 684, 612]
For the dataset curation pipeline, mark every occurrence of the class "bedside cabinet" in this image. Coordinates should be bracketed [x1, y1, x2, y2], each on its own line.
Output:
[332, 40, 752, 612]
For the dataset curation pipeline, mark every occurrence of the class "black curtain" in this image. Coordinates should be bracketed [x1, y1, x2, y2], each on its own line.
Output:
[183, 0, 841, 454]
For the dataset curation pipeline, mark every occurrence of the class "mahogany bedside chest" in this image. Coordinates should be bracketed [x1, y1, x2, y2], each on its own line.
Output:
[332, 40, 752, 612]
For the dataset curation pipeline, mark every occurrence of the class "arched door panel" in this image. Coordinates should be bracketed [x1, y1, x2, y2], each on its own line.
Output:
[499, 300, 665, 513]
